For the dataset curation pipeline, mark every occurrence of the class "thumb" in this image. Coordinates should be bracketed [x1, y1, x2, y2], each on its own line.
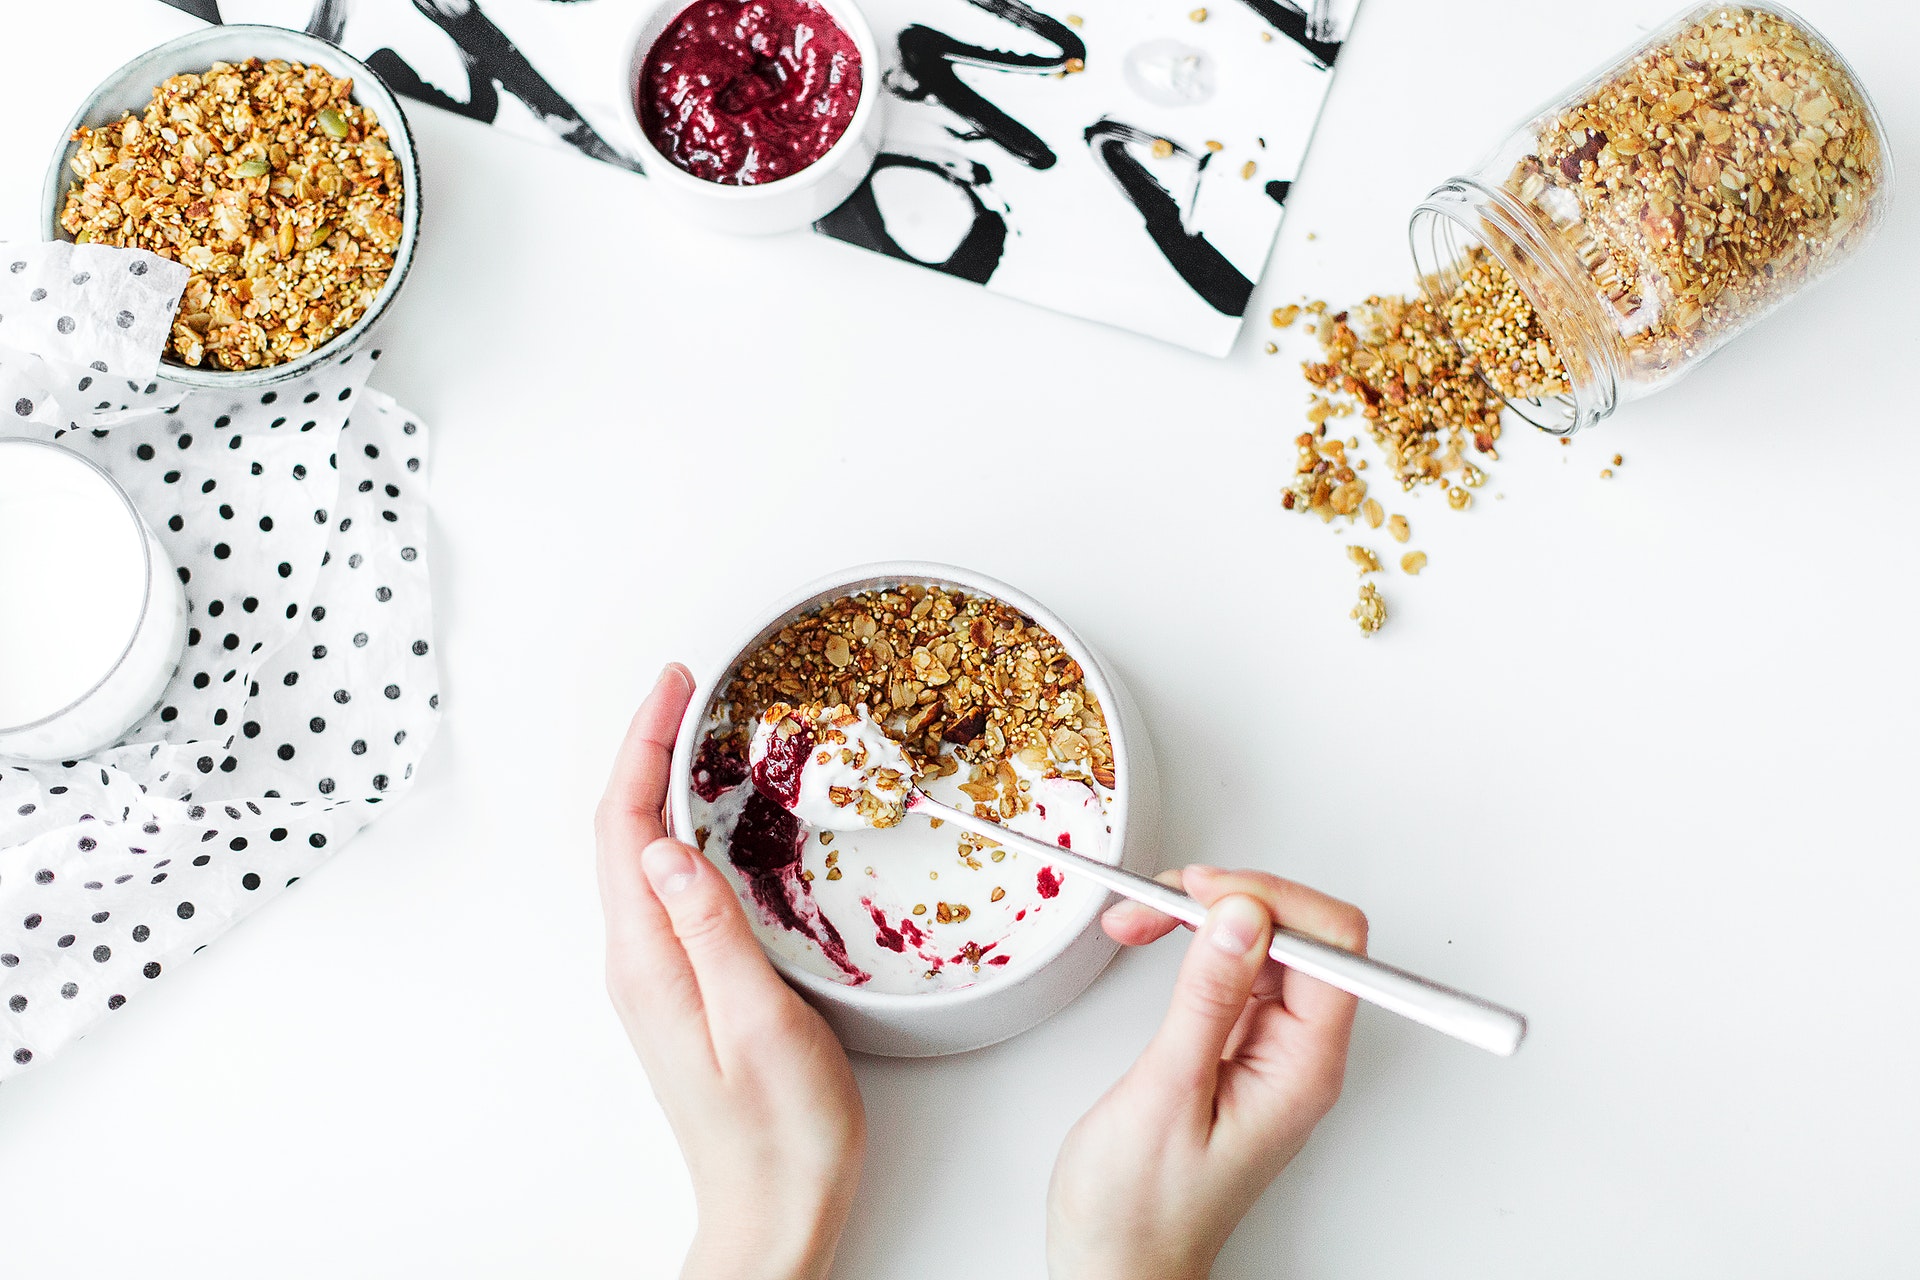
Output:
[1133, 893, 1274, 1107]
[640, 838, 794, 1025]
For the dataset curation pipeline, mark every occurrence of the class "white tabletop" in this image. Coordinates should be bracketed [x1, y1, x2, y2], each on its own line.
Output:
[4, 1, 1917, 1275]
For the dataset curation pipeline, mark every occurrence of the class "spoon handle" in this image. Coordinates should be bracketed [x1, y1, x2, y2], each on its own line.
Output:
[905, 793, 1528, 1057]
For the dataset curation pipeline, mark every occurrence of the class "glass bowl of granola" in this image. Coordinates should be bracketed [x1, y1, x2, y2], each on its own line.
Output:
[668, 562, 1161, 1058]
[42, 25, 421, 389]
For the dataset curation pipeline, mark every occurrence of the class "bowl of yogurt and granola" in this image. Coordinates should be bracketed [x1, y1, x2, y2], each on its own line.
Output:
[669, 562, 1160, 1057]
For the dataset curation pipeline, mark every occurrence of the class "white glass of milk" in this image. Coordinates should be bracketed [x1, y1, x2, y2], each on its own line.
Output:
[0, 439, 188, 761]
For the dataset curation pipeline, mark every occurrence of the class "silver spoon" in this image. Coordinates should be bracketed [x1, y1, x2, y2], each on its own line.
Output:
[903, 788, 1528, 1057]
[750, 707, 1527, 1057]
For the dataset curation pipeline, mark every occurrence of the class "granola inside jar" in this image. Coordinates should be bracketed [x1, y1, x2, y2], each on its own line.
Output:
[1410, 2, 1891, 433]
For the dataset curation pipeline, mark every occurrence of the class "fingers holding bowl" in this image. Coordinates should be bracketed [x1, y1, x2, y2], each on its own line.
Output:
[596, 665, 708, 1055]
[639, 834, 808, 1060]
[596, 664, 697, 948]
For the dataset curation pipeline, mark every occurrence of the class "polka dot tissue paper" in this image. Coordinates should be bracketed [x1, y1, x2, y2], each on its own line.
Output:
[0, 240, 440, 1079]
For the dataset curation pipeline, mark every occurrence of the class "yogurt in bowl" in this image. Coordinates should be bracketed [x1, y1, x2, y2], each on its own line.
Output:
[670, 562, 1160, 1056]
[697, 698, 1114, 994]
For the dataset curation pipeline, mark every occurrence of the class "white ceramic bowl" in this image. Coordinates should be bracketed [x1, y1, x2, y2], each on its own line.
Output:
[43, 25, 423, 390]
[668, 561, 1161, 1057]
[616, 0, 884, 236]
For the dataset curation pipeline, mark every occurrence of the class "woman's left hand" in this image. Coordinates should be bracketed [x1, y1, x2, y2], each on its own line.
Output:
[596, 664, 866, 1280]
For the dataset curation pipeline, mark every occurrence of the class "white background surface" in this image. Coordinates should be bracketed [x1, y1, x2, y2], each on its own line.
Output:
[3, 1, 1917, 1275]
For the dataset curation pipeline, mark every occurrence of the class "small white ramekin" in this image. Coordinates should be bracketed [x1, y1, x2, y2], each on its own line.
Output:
[668, 561, 1162, 1058]
[43, 25, 423, 391]
[616, 0, 884, 236]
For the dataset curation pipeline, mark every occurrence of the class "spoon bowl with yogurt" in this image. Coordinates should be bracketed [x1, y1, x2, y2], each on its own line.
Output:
[750, 703, 1530, 1057]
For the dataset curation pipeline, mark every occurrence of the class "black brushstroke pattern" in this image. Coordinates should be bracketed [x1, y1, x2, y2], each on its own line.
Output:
[885, 0, 1086, 171]
[161, 0, 223, 21]
[304, 0, 351, 44]
[158, 0, 642, 173]
[1234, 0, 1342, 67]
[363, 0, 639, 172]
[1264, 179, 1292, 205]
[815, 155, 1007, 286]
[1083, 121, 1252, 317]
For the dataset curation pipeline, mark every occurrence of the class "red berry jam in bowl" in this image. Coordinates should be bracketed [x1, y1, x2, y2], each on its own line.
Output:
[639, 0, 863, 186]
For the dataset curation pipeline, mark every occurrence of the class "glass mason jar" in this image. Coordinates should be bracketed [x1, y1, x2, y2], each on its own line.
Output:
[1409, 2, 1892, 434]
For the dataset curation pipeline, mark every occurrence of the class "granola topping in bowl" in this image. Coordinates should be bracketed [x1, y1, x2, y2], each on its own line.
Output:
[58, 58, 405, 371]
[749, 702, 911, 830]
[688, 584, 1117, 994]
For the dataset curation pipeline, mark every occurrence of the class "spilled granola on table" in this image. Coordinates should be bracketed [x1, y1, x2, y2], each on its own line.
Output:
[59, 58, 405, 371]
[1270, 7, 1885, 638]
[1276, 247, 1570, 635]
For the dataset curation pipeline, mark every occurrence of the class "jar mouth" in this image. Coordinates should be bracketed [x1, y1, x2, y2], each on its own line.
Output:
[1409, 181, 1618, 437]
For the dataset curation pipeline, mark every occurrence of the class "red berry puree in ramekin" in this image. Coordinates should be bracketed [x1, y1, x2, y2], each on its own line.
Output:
[639, 0, 862, 186]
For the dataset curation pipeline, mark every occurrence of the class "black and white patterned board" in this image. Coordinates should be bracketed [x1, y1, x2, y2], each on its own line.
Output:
[0, 240, 440, 1081]
[159, 0, 1356, 356]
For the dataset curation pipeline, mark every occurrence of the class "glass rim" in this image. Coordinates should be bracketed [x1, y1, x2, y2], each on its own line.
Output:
[0, 438, 156, 737]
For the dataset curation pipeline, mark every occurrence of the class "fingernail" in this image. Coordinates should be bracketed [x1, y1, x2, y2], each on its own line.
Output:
[658, 663, 693, 696]
[1207, 895, 1268, 956]
[642, 839, 698, 896]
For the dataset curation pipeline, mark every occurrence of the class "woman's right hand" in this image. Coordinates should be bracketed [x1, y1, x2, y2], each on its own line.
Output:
[1047, 867, 1367, 1280]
